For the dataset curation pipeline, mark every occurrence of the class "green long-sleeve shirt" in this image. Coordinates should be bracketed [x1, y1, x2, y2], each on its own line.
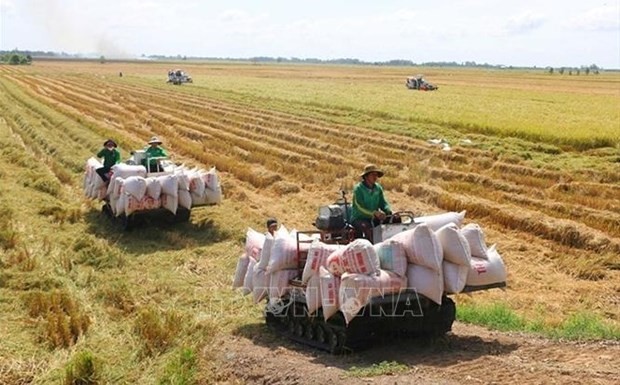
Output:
[96, 148, 121, 168]
[350, 181, 392, 222]
[145, 146, 168, 159]
[143, 146, 168, 170]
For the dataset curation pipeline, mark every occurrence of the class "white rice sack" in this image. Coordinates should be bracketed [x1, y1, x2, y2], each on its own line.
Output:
[406, 264, 443, 305]
[466, 244, 507, 287]
[233, 254, 249, 289]
[374, 269, 407, 296]
[319, 266, 340, 321]
[267, 230, 299, 273]
[115, 194, 126, 217]
[175, 171, 190, 191]
[268, 269, 298, 299]
[374, 239, 407, 277]
[252, 266, 269, 304]
[326, 247, 346, 277]
[178, 190, 192, 210]
[123, 176, 147, 200]
[393, 224, 443, 271]
[189, 191, 206, 206]
[306, 275, 322, 315]
[302, 242, 345, 284]
[341, 238, 380, 275]
[202, 167, 219, 191]
[145, 177, 161, 199]
[461, 223, 489, 259]
[256, 234, 274, 270]
[246, 228, 266, 261]
[339, 273, 373, 324]
[124, 194, 141, 215]
[161, 193, 178, 215]
[111, 177, 124, 200]
[204, 185, 223, 205]
[109, 196, 118, 216]
[143, 196, 161, 210]
[415, 211, 466, 231]
[111, 163, 147, 179]
[96, 185, 107, 200]
[189, 173, 206, 196]
[443, 261, 468, 294]
[436, 223, 472, 266]
[158, 174, 179, 197]
[106, 175, 117, 198]
[242, 257, 257, 295]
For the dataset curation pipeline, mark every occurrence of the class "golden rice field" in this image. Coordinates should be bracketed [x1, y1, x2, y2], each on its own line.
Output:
[0, 60, 618, 384]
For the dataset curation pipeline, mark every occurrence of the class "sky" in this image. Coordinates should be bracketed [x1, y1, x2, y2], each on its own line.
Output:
[0, 0, 618, 68]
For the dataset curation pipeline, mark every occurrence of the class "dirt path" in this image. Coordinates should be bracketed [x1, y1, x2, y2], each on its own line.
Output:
[216, 322, 619, 384]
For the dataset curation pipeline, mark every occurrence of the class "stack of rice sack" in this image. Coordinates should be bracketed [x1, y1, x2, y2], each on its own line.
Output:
[234, 226, 321, 304]
[83, 158, 114, 200]
[232, 211, 507, 325]
[83, 158, 222, 215]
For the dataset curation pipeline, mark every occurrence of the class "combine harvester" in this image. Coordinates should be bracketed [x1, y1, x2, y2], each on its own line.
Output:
[234, 194, 506, 353]
[84, 150, 221, 230]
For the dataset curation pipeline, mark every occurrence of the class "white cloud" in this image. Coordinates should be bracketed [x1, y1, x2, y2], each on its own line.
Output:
[504, 12, 546, 34]
[564, 5, 620, 31]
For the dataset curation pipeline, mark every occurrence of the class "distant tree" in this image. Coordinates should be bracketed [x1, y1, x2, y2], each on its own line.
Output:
[576, 69, 580, 75]
[8, 54, 20, 65]
[585, 67, 590, 75]
[548, 67, 554, 74]
[559, 67, 565, 75]
[99, 55, 106, 64]
[568, 70, 572, 75]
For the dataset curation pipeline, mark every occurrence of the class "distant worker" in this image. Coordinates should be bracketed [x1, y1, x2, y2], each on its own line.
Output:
[266, 218, 278, 236]
[119, 71, 123, 77]
[95, 139, 121, 183]
[350, 164, 398, 242]
[143, 136, 168, 172]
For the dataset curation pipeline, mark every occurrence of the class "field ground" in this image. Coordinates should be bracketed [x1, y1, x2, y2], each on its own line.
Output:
[0, 60, 618, 384]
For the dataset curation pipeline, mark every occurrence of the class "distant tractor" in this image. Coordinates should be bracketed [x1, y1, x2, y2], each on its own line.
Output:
[406, 75, 438, 91]
[167, 69, 193, 85]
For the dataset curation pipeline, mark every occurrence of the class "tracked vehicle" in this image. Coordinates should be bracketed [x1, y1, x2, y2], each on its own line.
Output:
[263, 194, 505, 354]
[85, 150, 222, 231]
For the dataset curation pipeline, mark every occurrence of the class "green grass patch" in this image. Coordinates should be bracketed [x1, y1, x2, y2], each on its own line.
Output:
[346, 361, 409, 377]
[457, 302, 620, 340]
[64, 350, 100, 385]
[158, 347, 198, 385]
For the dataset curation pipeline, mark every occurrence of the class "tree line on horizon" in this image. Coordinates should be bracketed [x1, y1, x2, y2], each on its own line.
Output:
[0, 49, 610, 72]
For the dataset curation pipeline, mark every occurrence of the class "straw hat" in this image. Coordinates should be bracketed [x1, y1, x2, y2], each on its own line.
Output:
[148, 136, 162, 145]
[360, 164, 384, 178]
[103, 139, 117, 148]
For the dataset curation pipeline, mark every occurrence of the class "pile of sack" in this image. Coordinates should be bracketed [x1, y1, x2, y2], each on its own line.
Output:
[233, 211, 507, 324]
[83, 158, 222, 216]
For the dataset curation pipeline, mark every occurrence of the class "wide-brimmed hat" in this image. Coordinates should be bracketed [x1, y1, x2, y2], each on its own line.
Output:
[360, 164, 384, 178]
[148, 136, 162, 145]
[103, 139, 117, 148]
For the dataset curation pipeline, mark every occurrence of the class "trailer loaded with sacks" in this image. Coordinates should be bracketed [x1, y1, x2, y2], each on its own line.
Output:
[233, 207, 507, 354]
[83, 155, 222, 230]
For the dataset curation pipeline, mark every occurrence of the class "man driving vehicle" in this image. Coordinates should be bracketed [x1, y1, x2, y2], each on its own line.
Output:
[350, 164, 398, 242]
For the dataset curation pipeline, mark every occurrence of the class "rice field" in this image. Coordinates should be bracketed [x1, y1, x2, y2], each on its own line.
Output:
[0, 60, 618, 383]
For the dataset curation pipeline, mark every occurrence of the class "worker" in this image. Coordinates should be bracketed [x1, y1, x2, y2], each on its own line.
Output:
[266, 218, 278, 236]
[143, 136, 168, 172]
[95, 139, 121, 183]
[349, 164, 398, 242]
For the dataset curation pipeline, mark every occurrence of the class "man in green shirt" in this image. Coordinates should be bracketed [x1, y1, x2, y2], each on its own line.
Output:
[143, 136, 168, 172]
[350, 164, 396, 242]
[96, 139, 121, 182]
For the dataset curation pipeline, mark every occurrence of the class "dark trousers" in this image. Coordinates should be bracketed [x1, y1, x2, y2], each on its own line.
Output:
[96, 166, 111, 182]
